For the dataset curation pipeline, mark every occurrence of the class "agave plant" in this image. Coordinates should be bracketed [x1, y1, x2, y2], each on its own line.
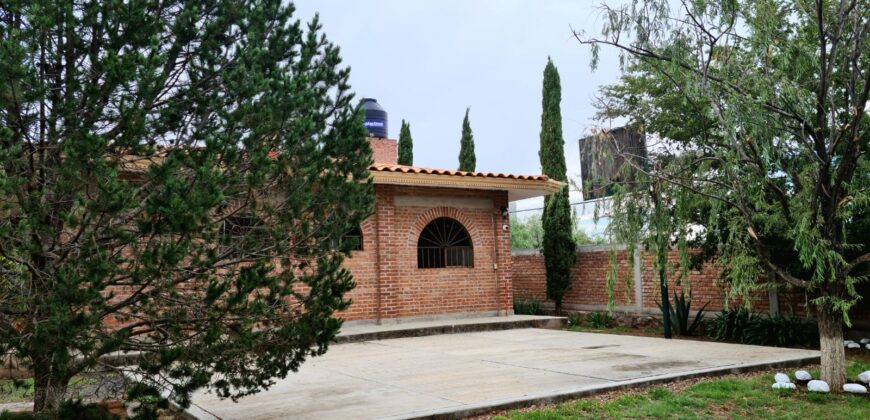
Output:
[659, 290, 709, 336]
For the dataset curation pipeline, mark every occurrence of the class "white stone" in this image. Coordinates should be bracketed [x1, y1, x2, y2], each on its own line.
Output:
[866, 343, 870, 350]
[844, 340, 854, 347]
[859, 338, 870, 344]
[847, 342, 861, 349]
[774, 372, 791, 383]
[807, 380, 830, 393]
[794, 370, 812, 381]
[772, 382, 796, 390]
[859, 371, 870, 384]
[843, 383, 868, 394]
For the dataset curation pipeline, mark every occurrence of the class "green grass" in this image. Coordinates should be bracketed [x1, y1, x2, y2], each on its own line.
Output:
[494, 360, 870, 419]
[0, 376, 96, 404]
[0, 379, 33, 404]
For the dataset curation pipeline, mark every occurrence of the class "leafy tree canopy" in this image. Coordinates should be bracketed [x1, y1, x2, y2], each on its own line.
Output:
[510, 213, 603, 250]
[579, 0, 870, 389]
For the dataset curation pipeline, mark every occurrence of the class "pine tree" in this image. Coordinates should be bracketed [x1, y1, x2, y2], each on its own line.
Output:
[0, 1, 374, 413]
[398, 120, 414, 166]
[458, 108, 476, 171]
[539, 58, 575, 315]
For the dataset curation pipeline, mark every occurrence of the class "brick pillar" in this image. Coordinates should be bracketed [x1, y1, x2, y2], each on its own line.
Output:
[369, 137, 398, 165]
[633, 246, 644, 311]
[495, 194, 513, 315]
[376, 188, 398, 321]
[768, 267, 780, 316]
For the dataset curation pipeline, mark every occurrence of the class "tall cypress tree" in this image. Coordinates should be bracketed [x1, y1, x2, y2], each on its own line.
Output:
[540, 59, 568, 183]
[398, 119, 414, 165]
[539, 58, 575, 315]
[458, 108, 476, 171]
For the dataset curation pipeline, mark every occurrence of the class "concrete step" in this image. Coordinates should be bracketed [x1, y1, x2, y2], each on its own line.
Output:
[336, 314, 567, 344]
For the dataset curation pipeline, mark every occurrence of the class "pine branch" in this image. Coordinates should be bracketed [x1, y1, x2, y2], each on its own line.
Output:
[847, 253, 870, 274]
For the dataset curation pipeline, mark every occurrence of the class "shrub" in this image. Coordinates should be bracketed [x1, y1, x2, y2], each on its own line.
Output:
[587, 312, 614, 329]
[513, 298, 542, 315]
[567, 313, 583, 327]
[708, 308, 753, 342]
[708, 308, 819, 348]
[741, 314, 819, 348]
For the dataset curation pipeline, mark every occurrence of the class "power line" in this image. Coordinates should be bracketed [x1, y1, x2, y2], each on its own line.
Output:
[510, 196, 611, 214]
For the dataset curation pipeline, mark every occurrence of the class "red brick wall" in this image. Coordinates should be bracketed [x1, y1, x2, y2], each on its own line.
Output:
[340, 184, 512, 321]
[513, 247, 813, 315]
[514, 249, 634, 307]
[369, 137, 398, 165]
[514, 248, 634, 309]
[512, 252, 547, 301]
[638, 250, 755, 312]
[337, 217, 381, 320]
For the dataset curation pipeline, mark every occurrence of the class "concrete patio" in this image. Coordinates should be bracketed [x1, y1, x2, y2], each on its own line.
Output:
[187, 327, 819, 419]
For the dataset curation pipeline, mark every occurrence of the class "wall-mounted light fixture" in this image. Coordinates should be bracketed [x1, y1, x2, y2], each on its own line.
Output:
[500, 206, 510, 219]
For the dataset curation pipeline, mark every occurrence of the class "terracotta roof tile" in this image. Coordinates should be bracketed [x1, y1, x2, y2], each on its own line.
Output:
[118, 155, 552, 184]
[370, 163, 550, 181]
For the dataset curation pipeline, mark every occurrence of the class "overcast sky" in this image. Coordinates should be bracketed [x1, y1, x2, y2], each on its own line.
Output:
[292, 1, 627, 230]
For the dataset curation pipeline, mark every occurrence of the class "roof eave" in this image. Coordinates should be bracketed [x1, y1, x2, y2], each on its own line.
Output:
[370, 171, 565, 202]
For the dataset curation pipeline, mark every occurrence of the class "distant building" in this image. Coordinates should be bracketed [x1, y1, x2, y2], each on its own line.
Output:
[578, 126, 647, 200]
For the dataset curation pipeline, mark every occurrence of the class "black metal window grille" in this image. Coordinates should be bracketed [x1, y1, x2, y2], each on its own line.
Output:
[417, 217, 473, 268]
[220, 214, 262, 236]
[218, 213, 269, 256]
[343, 226, 363, 251]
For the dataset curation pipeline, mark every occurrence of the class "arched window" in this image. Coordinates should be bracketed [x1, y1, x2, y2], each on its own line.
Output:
[417, 217, 473, 268]
[221, 213, 263, 237]
[343, 226, 363, 251]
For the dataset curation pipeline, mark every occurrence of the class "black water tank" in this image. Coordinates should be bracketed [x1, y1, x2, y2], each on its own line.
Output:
[361, 98, 388, 138]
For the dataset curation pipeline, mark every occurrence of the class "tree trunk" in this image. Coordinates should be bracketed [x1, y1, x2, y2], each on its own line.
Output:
[554, 298, 562, 316]
[817, 306, 845, 391]
[660, 282, 671, 339]
[658, 245, 671, 339]
[32, 362, 69, 413]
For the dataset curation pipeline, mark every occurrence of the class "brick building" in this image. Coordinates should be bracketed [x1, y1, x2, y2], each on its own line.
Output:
[340, 136, 562, 323]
